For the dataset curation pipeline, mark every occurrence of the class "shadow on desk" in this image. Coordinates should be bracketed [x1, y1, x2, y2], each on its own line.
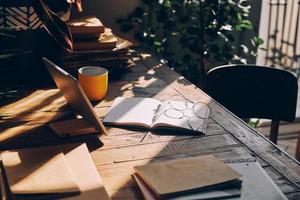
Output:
[105, 125, 204, 136]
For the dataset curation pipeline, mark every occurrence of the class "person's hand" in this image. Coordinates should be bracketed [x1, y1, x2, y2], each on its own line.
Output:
[67, 0, 82, 12]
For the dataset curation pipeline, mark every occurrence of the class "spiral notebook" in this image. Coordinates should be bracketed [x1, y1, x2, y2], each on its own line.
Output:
[224, 158, 287, 200]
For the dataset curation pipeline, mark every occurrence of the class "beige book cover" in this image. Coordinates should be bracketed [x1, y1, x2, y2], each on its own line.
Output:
[134, 155, 242, 197]
[1, 152, 79, 194]
[1, 143, 111, 200]
[68, 17, 105, 38]
[63, 143, 111, 200]
[73, 28, 118, 51]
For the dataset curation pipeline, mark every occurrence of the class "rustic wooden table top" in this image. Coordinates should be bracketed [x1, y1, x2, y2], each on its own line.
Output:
[0, 50, 300, 199]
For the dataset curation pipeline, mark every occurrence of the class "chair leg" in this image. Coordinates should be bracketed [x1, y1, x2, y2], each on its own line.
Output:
[296, 133, 300, 161]
[270, 120, 279, 144]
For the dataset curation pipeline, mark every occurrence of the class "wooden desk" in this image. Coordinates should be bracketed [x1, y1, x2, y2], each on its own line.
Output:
[0, 51, 300, 199]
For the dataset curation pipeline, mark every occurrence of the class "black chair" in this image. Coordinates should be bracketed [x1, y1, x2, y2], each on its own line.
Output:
[205, 64, 298, 144]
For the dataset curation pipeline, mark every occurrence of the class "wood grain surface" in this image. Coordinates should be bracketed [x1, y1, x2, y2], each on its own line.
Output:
[0, 49, 299, 199]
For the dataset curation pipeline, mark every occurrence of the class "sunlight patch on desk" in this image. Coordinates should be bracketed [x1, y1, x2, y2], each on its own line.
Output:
[0, 89, 65, 117]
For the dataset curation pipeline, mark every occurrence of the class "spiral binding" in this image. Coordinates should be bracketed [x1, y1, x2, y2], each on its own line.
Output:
[224, 158, 256, 164]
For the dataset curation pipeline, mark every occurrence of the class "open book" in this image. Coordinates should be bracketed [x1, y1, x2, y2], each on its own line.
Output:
[103, 97, 211, 133]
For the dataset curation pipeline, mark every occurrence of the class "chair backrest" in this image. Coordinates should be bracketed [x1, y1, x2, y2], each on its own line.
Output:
[205, 64, 298, 121]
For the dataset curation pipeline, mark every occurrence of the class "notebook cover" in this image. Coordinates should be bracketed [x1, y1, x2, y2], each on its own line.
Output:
[73, 28, 117, 51]
[68, 17, 105, 38]
[1, 152, 79, 194]
[134, 155, 241, 198]
[1, 143, 111, 200]
[133, 174, 241, 200]
[63, 143, 111, 200]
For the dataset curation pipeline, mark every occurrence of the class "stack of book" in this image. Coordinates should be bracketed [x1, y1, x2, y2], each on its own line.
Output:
[133, 155, 288, 200]
[0, 143, 111, 200]
[63, 17, 133, 79]
[133, 155, 242, 200]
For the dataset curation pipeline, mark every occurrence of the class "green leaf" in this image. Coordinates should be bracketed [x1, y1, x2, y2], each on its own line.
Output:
[154, 41, 162, 46]
[236, 20, 253, 30]
[163, 0, 171, 7]
[252, 36, 264, 47]
[237, 12, 242, 21]
[248, 118, 260, 128]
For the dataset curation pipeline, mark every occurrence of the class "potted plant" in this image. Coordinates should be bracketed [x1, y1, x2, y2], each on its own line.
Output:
[118, 0, 264, 87]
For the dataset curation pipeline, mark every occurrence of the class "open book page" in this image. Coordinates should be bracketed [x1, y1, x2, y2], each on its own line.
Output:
[103, 97, 161, 127]
[152, 100, 210, 133]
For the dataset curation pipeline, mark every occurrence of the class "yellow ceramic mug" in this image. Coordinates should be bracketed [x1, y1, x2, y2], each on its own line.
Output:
[78, 66, 108, 101]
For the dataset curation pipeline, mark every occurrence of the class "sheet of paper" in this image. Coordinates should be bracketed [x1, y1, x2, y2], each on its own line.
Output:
[103, 97, 161, 127]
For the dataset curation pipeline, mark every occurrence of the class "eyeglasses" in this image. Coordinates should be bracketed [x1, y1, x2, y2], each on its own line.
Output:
[154, 94, 212, 131]
[140, 94, 212, 142]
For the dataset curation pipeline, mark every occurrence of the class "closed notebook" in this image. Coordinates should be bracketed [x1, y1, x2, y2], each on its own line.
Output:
[73, 28, 117, 51]
[68, 17, 105, 39]
[1, 143, 111, 200]
[133, 174, 241, 200]
[1, 152, 79, 195]
[63, 143, 111, 200]
[134, 155, 242, 198]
